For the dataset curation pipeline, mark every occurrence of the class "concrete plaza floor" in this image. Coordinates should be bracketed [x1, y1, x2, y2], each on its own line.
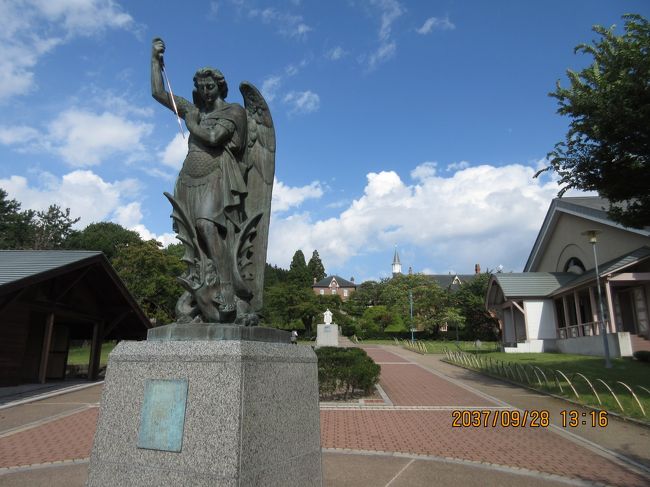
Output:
[1, 344, 649, 486]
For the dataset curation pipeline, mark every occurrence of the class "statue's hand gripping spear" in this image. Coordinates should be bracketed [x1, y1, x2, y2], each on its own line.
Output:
[154, 38, 185, 139]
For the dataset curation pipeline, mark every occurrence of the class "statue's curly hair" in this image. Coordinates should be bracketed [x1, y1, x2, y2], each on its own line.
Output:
[193, 67, 228, 102]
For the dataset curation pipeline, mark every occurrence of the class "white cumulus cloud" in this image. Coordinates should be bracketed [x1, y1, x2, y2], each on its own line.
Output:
[0, 170, 139, 227]
[159, 133, 187, 170]
[267, 161, 568, 273]
[48, 109, 153, 166]
[0, 0, 135, 101]
[416, 16, 455, 35]
[272, 178, 323, 213]
[283, 90, 320, 114]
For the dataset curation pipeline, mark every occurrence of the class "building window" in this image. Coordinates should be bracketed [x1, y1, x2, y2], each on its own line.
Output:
[319, 289, 324, 295]
[343, 289, 348, 297]
[564, 257, 586, 275]
[331, 289, 337, 295]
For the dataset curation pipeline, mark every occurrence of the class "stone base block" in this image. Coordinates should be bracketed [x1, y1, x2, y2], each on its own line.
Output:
[316, 324, 339, 347]
[87, 340, 322, 486]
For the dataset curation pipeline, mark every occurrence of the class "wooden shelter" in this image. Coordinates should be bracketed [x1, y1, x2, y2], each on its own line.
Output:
[0, 251, 151, 386]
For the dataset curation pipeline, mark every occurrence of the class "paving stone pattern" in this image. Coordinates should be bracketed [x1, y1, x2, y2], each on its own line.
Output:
[0, 346, 648, 487]
[0, 408, 97, 468]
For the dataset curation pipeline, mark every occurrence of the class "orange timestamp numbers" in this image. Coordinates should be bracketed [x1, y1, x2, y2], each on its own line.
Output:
[451, 409, 609, 428]
[452, 409, 550, 428]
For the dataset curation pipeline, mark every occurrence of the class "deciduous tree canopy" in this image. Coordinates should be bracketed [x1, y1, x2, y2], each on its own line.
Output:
[538, 14, 650, 228]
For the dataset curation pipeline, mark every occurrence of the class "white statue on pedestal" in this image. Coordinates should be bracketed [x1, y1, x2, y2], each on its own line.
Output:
[323, 309, 333, 325]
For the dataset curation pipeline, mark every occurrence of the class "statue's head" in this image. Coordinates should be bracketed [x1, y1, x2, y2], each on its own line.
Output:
[193, 67, 228, 108]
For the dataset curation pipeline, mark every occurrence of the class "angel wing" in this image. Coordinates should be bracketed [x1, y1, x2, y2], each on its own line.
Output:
[239, 81, 275, 313]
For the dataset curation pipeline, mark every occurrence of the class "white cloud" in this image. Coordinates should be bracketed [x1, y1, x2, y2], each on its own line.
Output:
[368, 42, 396, 69]
[0, 108, 153, 166]
[0, 170, 139, 227]
[267, 161, 568, 272]
[446, 160, 470, 172]
[373, 0, 404, 41]
[272, 178, 323, 213]
[159, 133, 187, 170]
[326, 46, 347, 61]
[249, 8, 312, 39]
[410, 161, 437, 181]
[416, 16, 455, 35]
[365, 0, 403, 70]
[0, 169, 178, 247]
[113, 200, 178, 246]
[261, 75, 282, 102]
[0, 0, 134, 101]
[283, 91, 320, 114]
[47, 109, 153, 166]
[0, 126, 39, 145]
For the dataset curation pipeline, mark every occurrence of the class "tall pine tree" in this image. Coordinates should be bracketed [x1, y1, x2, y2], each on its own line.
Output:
[307, 250, 326, 282]
[288, 250, 311, 287]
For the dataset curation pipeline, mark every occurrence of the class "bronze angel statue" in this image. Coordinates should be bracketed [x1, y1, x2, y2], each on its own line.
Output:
[151, 38, 275, 326]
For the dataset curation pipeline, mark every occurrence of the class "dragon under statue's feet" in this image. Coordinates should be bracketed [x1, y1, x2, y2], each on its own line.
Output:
[235, 313, 259, 327]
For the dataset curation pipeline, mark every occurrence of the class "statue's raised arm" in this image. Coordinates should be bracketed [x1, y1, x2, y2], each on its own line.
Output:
[151, 38, 192, 119]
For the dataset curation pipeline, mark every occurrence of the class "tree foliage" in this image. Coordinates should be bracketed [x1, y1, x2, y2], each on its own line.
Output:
[65, 221, 141, 260]
[0, 189, 80, 250]
[111, 240, 184, 325]
[0, 189, 34, 249]
[288, 249, 311, 287]
[538, 14, 650, 228]
[307, 250, 326, 282]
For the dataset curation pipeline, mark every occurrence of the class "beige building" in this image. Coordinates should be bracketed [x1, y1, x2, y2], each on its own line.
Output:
[486, 197, 650, 357]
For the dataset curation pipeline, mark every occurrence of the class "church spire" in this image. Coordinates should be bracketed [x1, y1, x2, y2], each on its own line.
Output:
[392, 246, 402, 277]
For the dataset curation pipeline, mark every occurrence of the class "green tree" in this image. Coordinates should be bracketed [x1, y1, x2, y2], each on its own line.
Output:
[0, 189, 34, 249]
[31, 205, 80, 250]
[538, 14, 650, 228]
[288, 249, 311, 287]
[307, 250, 326, 282]
[112, 239, 184, 324]
[65, 222, 141, 260]
[454, 273, 500, 341]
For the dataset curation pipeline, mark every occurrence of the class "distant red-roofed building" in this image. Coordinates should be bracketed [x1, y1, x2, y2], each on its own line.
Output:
[312, 275, 357, 301]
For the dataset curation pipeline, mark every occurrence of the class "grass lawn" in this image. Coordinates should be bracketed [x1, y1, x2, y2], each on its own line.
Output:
[360, 338, 500, 354]
[67, 342, 117, 366]
[450, 351, 650, 421]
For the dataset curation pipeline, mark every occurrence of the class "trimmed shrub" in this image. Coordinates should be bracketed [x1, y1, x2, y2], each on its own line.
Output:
[633, 350, 650, 363]
[315, 347, 381, 400]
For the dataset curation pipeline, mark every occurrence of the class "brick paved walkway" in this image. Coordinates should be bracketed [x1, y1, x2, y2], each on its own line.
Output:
[0, 408, 97, 468]
[320, 346, 650, 487]
[0, 345, 649, 487]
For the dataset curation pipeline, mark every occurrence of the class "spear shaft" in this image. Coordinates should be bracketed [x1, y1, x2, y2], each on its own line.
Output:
[161, 64, 185, 139]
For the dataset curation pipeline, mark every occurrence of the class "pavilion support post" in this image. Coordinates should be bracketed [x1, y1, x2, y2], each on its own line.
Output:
[38, 312, 55, 384]
[589, 287, 598, 322]
[573, 291, 583, 336]
[605, 281, 616, 333]
[89, 321, 104, 381]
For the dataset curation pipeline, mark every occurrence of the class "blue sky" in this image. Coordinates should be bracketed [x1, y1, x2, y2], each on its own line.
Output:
[1, 0, 648, 282]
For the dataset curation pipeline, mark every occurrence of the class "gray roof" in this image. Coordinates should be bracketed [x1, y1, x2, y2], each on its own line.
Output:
[552, 246, 650, 295]
[392, 248, 401, 265]
[0, 250, 104, 287]
[493, 246, 650, 299]
[524, 197, 650, 271]
[492, 272, 576, 299]
[426, 274, 476, 289]
[313, 275, 356, 288]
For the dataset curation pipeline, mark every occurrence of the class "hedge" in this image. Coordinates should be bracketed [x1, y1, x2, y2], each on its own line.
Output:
[316, 347, 381, 400]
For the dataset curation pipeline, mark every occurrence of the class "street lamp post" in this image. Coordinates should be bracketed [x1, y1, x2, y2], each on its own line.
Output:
[409, 290, 414, 342]
[583, 230, 612, 369]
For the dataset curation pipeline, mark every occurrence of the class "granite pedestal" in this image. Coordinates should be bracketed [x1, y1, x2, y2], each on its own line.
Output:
[87, 326, 322, 486]
[316, 323, 339, 347]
